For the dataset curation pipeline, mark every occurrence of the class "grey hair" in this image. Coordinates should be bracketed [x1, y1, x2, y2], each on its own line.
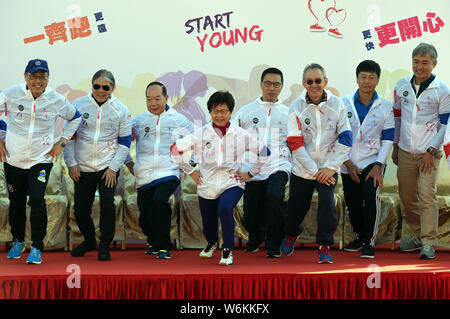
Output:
[302, 63, 327, 80]
[412, 43, 438, 62]
[92, 69, 116, 87]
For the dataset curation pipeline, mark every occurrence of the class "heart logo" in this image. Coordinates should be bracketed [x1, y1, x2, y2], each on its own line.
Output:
[325, 7, 347, 27]
[308, 0, 336, 22]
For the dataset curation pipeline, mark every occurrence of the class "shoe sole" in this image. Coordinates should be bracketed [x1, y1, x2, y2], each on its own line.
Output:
[281, 247, 294, 256]
[399, 247, 422, 252]
[328, 33, 343, 38]
[343, 247, 362, 252]
[200, 248, 217, 258]
[318, 259, 333, 264]
[245, 247, 259, 253]
[266, 255, 281, 258]
[7, 247, 26, 259]
[419, 254, 435, 259]
[219, 261, 233, 266]
[98, 257, 111, 261]
[361, 255, 375, 259]
[26, 260, 42, 264]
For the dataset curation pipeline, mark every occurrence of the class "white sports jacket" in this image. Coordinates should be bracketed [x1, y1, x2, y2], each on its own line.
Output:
[172, 122, 270, 199]
[340, 91, 395, 173]
[287, 90, 352, 180]
[0, 83, 81, 169]
[132, 106, 194, 188]
[232, 98, 292, 181]
[393, 75, 450, 154]
[63, 94, 132, 173]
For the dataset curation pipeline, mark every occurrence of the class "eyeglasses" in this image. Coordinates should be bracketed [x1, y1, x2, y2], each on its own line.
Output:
[263, 81, 282, 88]
[93, 84, 111, 91]
[305, 78, 323, 85]
[210, 109, 230, 115]
[27, 74, 48, 81]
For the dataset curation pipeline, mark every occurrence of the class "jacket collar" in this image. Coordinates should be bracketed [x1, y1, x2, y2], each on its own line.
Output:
[207, 121, 236, 136]
[302, 89, 331, 106]
[147, 104, 171, 117]
[89, 93, 116, 107]
[409, 74, 440, 95]
[256, 97, 281, 106]
[21, 82, 51, 99]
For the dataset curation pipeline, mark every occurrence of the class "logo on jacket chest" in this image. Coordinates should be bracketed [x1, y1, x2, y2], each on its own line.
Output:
[144, 126, 151, 138]
[82, 112, 90, 127]
[204, 141, 216, 157]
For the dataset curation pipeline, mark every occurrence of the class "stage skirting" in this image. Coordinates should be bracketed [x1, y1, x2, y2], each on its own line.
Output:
[1, 246, 449, 299]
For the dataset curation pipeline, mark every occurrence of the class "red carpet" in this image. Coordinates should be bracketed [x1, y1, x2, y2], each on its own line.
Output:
[1, 245, 449, 299]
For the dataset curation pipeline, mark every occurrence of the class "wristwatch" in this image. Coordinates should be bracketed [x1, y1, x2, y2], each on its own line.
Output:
[58, 140, 66, 148]
[426, 147, 437, 155]
[247, 171, 254, 178]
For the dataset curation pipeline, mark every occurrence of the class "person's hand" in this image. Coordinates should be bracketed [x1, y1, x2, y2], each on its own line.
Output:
[126, 161, 134, 175]
[102, 168, 117, 188]
[0, 139, 9, 162]
[392, 143, 399, 166]
[366, 164, 383, 189]
[46, 138, 68, 163]
[69, 165, 81, 182]
[314, 168, 336, 186]
[190, 170, 203, 185]
[236, 172, 252, 183]
[420, 152, 437, 175]
[344, 160, 361, 184]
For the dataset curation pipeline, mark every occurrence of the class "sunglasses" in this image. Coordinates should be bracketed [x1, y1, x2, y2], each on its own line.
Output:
[93, 84, 111, 91]
[305, 78, 323, 85]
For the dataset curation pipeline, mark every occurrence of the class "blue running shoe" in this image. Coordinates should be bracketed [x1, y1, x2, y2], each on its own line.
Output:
[280, 235, 297, 256]
[157, 250, 172, 259]
[318, 245, 333, 264]
[145, 243, 158, 255]
[26, 246, 42, 264]
[7, 240, 25, 259]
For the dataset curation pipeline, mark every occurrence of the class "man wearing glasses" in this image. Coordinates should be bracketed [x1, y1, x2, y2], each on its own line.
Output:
[233, 67, 292, 258]
[0, 59, 81, 264]
[280, 63, 352, 263]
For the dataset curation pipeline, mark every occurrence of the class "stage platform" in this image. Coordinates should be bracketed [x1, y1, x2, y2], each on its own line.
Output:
[1, 244, 449, 300]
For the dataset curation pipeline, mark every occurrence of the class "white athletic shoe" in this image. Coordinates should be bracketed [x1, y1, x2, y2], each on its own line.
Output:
[219, 248, 233, 266]
[199, 242, 218, 258]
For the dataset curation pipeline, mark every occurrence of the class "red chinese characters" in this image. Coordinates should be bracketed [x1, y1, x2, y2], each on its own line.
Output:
[23, 12, 106, 46]
[361, 12, 445, 51]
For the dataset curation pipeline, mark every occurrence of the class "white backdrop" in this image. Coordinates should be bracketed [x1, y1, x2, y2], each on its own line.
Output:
[1, 0, 449, 189]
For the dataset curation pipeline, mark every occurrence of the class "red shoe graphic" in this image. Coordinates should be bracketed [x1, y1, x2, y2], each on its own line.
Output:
[310, 23, 326, 32]
[328, 28, 343, 38]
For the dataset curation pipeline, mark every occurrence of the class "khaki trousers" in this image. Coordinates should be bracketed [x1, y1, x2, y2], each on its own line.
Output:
[397, 148, 440, 245]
